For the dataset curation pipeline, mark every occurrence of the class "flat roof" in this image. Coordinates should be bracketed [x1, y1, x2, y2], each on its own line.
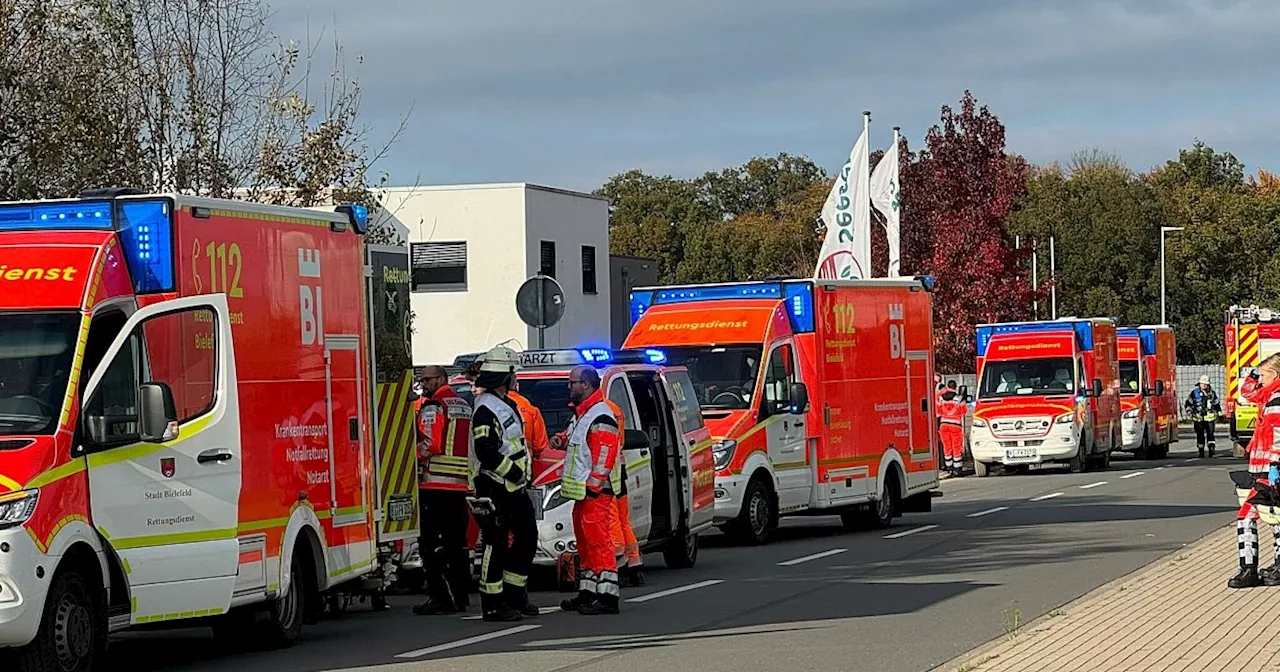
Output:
[381, 182, 609, 203]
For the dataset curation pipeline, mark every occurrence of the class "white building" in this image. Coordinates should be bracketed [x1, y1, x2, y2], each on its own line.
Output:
[374, 183, 612, 367]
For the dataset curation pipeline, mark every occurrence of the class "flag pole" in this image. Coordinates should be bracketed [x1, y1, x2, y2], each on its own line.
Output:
[892, 125, 901, 276]
[862, 110, 872, 276]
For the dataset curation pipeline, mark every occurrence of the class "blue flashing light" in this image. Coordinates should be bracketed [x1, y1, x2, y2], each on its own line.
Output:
[1137, 328, 1158, 356]
[653, 283, 782, 304]
[629, 290, 654, 326]
[117, 200, 175, 293]
[579, 348, 612, 364]
[1117, 327, 1139, 338]
[0, 201, 114, 232]
[643, 348, 667, 364]
[783, 282, 815, 333]
[976, 320, 1097, 357]
[631, 281, 817, 334]
[350, 203, 368, 230]
[1072, 321, 1095, 350]
[920, 275, 937, 292]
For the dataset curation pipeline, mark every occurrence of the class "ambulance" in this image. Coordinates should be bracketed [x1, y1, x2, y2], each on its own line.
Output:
[623, 278, 940, 545]
[0, 191, 411, 670]
[1226, 305, 1280, 451]
[969, 318, 1120, 475]
[1116, 326, 1178, 459]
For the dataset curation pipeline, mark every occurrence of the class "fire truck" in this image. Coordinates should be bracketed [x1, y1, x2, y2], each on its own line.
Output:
[1226, 305, 1280, 450]
[969, 318, 1121, 475]
[1116, 325, 1178, 459]
[622, 277, 941, 545]
[0, 190, 415, 670]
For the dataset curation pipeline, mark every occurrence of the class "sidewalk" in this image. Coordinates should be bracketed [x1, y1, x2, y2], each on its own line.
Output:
[940, 523, 1280, 672]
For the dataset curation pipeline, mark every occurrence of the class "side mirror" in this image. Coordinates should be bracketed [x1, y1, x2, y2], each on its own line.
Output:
[958, 385, 969, 399]
[623, 428, 650, 451]
[788, 382, 809, 415]
[1091, 378, 1104, 398]
[139, 382, 179, 443]
[1154, 380, 1165, 397]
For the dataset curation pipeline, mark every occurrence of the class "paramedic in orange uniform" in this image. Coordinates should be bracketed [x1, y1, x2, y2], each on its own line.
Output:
[510, 380, 550, 459]
[937, 380, 967, 476]
[602, 398, 645, 587]
[559, 366, 623, 614]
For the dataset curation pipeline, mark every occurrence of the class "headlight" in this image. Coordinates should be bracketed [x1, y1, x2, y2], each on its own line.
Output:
[1056, 413, 1075, 425]
[543, 485, 569, 511]
[1123, 408, 1141, 419]
[971, 419, 987, 428]
[0, 489, 38, 530]
[713, 439, 737, 470]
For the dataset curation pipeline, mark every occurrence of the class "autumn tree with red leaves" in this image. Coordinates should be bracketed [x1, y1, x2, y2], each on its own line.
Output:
[906, 91, 1039, 370]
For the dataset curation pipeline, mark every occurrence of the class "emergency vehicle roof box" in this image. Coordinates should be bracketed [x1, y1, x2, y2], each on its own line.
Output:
[975, 318, 1113, 358]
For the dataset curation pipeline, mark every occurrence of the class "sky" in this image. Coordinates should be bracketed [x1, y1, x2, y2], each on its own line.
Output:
[270, 0, 1280, 193]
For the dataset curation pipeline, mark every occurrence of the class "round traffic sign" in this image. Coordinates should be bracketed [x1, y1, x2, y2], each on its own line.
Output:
[515, 274, 566, 329]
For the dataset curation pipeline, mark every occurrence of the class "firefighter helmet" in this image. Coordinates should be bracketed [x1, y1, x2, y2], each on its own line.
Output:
[478, 345, 521, 373]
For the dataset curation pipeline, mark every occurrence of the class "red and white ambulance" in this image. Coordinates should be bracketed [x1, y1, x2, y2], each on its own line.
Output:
[623, 278, 940, 545]
[0, 190, 406, 669]
[969, 318, 1121, 475]
[1117, 325, 1178, 459]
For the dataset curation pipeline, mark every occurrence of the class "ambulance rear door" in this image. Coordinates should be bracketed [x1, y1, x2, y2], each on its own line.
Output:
[657, 368, 715, 533]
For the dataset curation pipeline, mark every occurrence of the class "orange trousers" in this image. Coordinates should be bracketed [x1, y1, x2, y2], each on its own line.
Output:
[940, 423, 965, 466]
[572, 494, 619, 598]
[607, 494, 643, 567]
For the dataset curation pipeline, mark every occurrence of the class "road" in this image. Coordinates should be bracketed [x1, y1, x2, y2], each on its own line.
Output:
[107, 436, 1241, 672]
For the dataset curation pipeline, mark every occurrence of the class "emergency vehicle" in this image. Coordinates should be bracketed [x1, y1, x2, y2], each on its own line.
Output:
[623, 277, 941, 545]
[0, 191, 412, 670]
[1226, 305, 1280, 450]
[970, 318, 1121, 475]
[1117, 325, 1178, 459]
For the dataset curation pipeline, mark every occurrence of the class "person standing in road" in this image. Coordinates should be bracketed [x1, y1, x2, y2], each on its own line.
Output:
[937, 380, 967, 476]
[1228, 354, 1280, 588]
[509, 379, 551, 461]
[469, 346, 540, 621]
[601, 397, 645, 587]
[412, 366, 473, 616]
[1185, 375, 1223, 458]
[559, 366, 624, 615]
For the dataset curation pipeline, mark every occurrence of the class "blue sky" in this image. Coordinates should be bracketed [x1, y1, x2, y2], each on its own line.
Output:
[272, 0, 1280, 193]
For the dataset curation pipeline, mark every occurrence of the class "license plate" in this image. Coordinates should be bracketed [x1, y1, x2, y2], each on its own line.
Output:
[1006, 447, 1037, 460]
[388, 497, 414, 522]
[529, 487, 544, 521]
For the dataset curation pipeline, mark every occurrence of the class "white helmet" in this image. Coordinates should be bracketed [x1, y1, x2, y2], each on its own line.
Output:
[478, 345, 521, 373]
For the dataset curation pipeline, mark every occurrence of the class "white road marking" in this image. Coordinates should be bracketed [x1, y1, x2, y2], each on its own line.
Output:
[1030, 492, 1064, 501]
[395, 625, 542, 658]
[462, 606, 560, 621]
[884, 525, 938, 539]
[1120, 472, 1144, 479]
[1080, 481, 1107, 489]
[967, 506, 1009, 518]
[1164, 464, 1176, 468]
[1156, 466, 1167, 470]
[1184, 458, 1200, 463]
[777, 548, 848, 566]
[626, 579, 724, 602]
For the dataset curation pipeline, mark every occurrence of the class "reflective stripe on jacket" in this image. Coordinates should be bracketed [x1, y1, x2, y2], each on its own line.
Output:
[562, 391, 621, 501]
[418, 386, 472, 491]
[470, 392, 531, 492]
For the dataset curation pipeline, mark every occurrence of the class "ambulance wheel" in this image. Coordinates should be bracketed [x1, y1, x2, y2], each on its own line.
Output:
[663, 529, 699, 569]
[974, 461, 990, 478]
[1068, 445, 1086, 473]
[728, 477, 774, 545]
[863, 474, 898, 529]
[13, 569, 105, 672]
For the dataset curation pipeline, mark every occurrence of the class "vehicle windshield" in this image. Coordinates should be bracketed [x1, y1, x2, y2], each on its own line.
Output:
[978, 357, 1076, 399]
[659, 346, 764, 410]
[0, 311, 80, 435]
[514, 377, 576, 435]
[1119, 360, 1141, 395]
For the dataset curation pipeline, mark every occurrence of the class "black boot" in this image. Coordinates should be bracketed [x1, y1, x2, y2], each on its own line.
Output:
[561, 589, 590, 612]
[578, 593, 620, 615]
[1198, 444, 1206, 458]
[1230, 566, 1261, 589]
[506, 585, 539, 617]
[1261, 565, 1280, 586]
[481, 593, 522, 622]
[413, 596, 461, 615]
[629, 567, 646, 587]
[1208, 441, 1217, 458]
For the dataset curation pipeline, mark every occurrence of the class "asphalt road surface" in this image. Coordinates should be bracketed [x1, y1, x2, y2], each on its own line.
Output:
[106, 434, 1242, 672]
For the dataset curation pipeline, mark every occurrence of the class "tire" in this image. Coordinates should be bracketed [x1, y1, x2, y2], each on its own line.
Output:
[1068, 445, 1085, 473]
[13, 570, 104, 672]
[974, 461, 990, 478]
[217, 555, 308, 649]
[1135, 430, 1150, 460]
[728, 477, 774, 545]
[862, 473, 898, 530]
[662, 530, 698, 569]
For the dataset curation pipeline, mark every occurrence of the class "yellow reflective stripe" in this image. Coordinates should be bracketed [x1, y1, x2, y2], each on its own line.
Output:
[445, 419, 458, 456]
[502, 571, 527, 587]
[0, 474, 21, 491]
[335, 505, 364, 518]
[428, 464, 470, 476]
[328, 560, 375, 579]
[238, 501, 330, 534]
[627, 456, 652, 472]
[58, 314, 91, 428]
[561, 480, 586, 500]
[689, 438, 714, 456]
[86, 413, 216, 469]
[111, 527, 237, 550]
[134, 607, 225, 624]
[494, 456, 513, 477]
[26, 459, 86, 490]
[431, 455, 469, 466]
[25, 514, 89, 553]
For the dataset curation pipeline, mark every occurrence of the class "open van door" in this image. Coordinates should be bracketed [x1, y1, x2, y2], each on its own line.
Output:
[657, 368, 715, 534]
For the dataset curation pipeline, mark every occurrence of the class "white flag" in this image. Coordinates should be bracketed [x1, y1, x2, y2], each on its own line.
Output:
[815, 118, 872, 280]
[870, 130, 901, 276]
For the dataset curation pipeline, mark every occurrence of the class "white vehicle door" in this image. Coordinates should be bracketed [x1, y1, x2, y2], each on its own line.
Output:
[80, 294, 242, 624]
[761, 340, 810, 511]
[607, 373, 652, 542]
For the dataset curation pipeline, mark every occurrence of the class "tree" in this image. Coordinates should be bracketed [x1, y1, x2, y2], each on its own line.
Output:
[908, 91, 1036, 370]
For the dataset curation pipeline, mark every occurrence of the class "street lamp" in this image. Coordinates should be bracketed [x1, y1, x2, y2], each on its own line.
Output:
[1160, 226, 1185, 325]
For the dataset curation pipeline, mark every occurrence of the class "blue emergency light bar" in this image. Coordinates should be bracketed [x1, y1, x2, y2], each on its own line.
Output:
[975, 320, 1096, 358]
[0, 201, 115, 231]
[629, 280, 816, 333]
[1136, 327, 1158, 356]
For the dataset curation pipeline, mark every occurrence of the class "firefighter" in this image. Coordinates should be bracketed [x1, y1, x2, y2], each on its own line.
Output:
[412, 365, 473, 616]
[469, 345, 540, 621]
[1184, 375, 1223, 458]
[1228, 353, 1280, 588]
[937, 380, 967, 476]
[510, 379, 551, 460]
[559, 365, 624, 615]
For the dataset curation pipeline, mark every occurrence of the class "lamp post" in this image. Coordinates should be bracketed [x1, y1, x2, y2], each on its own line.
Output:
[1160, 226, 1185, 325]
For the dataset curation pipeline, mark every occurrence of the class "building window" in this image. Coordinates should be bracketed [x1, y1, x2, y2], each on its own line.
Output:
[540, 240, 556, 278]
[581, 245, 597, 294]
[410, 242, 467, 291]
